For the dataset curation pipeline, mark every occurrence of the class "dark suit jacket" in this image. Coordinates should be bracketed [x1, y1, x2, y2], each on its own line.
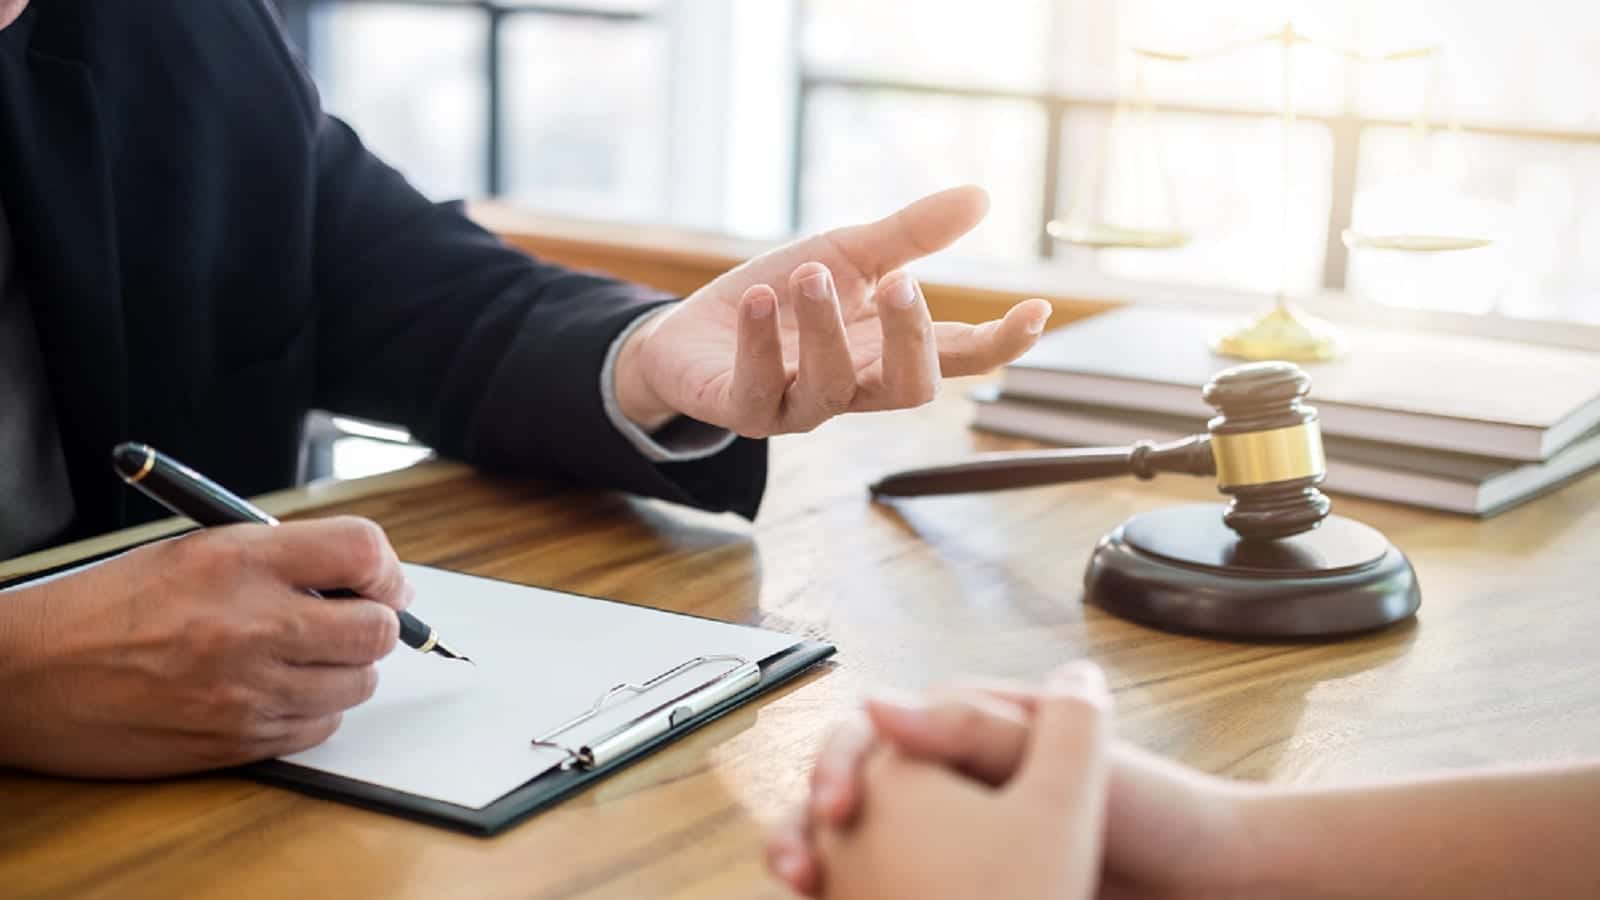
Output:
[0, 1, 765, 543]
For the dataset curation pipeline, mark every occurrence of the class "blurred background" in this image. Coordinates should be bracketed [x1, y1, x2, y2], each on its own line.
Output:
[269, 0, 1600, 326]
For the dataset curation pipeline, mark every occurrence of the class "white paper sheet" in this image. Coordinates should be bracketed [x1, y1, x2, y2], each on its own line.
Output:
[279, 563, 802, 809]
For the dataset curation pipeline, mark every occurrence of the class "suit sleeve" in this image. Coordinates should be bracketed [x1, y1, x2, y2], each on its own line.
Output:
[255, 7, 766, 518]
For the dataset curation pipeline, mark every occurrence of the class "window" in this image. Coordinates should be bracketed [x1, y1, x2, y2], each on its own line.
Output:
[795, 0, 1600, 323]
[500, 13, 669, 221]
[281, 0, 674, 222]
[279, 1, 1600, 327]
[313, 2, 489, 201]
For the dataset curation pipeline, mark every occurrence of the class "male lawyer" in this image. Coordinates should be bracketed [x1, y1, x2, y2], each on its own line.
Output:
[0, 0, 1051, 776]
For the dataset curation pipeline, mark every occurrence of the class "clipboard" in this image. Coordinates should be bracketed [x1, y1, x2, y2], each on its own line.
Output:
[2, 549, 835, 837]
[252, 638, 833, 836]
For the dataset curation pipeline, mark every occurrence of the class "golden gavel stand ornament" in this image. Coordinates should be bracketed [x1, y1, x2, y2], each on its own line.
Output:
[871, 362, 1420, 638]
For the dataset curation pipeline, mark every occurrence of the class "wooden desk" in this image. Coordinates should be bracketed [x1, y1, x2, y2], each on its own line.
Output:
[4, 380, 1599, 899]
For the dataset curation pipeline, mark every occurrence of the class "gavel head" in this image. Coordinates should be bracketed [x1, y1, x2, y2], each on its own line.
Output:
[1201, 361, 1331, 540]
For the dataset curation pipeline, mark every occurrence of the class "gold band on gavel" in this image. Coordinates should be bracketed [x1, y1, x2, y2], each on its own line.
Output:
[1210, 422, 1326, 488]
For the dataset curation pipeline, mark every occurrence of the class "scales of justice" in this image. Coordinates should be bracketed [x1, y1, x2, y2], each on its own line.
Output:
[873, 24, 1492, 639]
[1047, 20, 1489, 362]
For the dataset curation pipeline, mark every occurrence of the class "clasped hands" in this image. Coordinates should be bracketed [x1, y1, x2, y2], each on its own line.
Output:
[766, 662, 1256, 900]
[612, 185, 1053, 436]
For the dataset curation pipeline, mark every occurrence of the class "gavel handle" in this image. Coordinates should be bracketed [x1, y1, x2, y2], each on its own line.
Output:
[869, 434, 1217, 498]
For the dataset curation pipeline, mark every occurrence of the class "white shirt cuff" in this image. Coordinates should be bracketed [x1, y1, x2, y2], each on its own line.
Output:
[601, 305, 738, 464]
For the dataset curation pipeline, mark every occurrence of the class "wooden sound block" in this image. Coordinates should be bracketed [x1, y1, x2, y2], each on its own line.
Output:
[1084, 504, 1420, 639]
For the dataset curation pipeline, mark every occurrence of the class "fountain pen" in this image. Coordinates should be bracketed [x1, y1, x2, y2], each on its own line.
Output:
[112, 442, 471, 663]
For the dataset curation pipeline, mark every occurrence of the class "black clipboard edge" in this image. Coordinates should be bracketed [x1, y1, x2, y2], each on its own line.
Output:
[248, 639, 835, 836]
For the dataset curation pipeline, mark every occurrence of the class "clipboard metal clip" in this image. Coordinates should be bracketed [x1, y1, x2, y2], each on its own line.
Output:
[530, 654, 761, 771]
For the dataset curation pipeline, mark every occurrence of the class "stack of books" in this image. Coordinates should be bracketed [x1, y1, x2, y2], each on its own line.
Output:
[975, 307, 1600, 516]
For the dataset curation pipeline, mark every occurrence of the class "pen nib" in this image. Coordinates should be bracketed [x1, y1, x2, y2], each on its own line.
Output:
[430, 639, 474, 665]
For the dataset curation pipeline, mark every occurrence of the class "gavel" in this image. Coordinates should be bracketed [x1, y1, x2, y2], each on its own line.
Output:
[871, 361, 1421, 639]
[871, 362, 1331, 541]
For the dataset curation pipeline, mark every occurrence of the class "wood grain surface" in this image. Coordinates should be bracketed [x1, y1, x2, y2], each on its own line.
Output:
[3, 378, 1598, 899]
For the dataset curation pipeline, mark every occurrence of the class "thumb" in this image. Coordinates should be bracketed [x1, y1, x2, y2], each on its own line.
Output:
[1011, 661, 1114, 811]
[828, 185, 990, 278]
[864, 689, 1032, 786]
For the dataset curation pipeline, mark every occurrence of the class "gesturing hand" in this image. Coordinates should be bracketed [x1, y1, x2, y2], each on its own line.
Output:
[613, 185, 1053, 436]
[0, 517, 411, 777]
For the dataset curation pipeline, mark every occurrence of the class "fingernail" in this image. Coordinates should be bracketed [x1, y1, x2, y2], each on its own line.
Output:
[818, 782, 843, 815]
[1026, 311, 1050, 334]
[400, 582, 416, 610]
[798, 269, 832, 302]
[883, 276, 917, 309]
[864, 691, 933, 739]
[748, 291, 775, 319]
[1053, 660, 1106, 693]
[774, 847, 804, 883]
[865, 688, 924, 715]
